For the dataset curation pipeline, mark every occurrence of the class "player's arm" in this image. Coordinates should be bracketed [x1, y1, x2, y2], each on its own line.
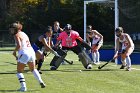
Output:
[113, 38, 120, 58]
[41, 37, 53, 51]
[54, 34, 62, 47]
[13, 35, 21, 59]
[59, 28, 63, 32]
[125, 34, 134, 50]
[50, 37, 54, 47]
[86, 33, 91, 45]
[94, 30, 103, 42]
[77, 36, 91, 50]
[54, 40, 61, 48]
[41, 37, 59, 56]
[48, 37, 51, 47]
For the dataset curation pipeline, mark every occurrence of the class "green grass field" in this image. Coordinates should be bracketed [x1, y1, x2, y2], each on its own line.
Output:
[0, 50, 140, 93]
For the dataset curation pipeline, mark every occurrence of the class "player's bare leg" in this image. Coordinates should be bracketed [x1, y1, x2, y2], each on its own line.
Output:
[28, 62, 46, 88]
[16, 62, 27, 92]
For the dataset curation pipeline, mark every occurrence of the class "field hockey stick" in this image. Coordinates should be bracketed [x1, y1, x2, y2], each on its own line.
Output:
[63, 59, 73, 65]
[98, 59, 114, 69]
[43, 51, 51, 57]
[98, 53, 121, 69]
[44, 50, 73, 65]
[45, 52, 51, 57]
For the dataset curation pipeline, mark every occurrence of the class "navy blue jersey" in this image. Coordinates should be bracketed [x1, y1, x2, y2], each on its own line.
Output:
[34, 34, 47, 49]
[52, 27, 61, 39]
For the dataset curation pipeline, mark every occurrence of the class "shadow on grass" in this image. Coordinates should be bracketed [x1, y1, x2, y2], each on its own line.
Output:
[59, 68, 122, 72]
[0, 69, 30, 74]
[0, 89, 39, 92]
[82, 69, 123, 71]
[0, 71, 17, 74]
[0, 72, 16, 74]
[49, 63, 81, 66]
[0, 90, 18, 93]
[59, 69, 84, 72]
[5, 62, 17, 65]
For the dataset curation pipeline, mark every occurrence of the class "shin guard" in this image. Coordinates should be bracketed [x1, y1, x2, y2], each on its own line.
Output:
[78, 50, 92, 69]
[50, 48, 67, 70]
[37, 59, 44, 71]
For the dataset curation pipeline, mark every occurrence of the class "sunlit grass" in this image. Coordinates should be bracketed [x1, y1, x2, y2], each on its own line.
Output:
[0, 51, 140, 93]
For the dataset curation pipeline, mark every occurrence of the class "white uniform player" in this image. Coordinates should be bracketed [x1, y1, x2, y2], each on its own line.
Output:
[87, 25, 103, 65]
[114, 27, 134, 71]
[118, 34, 134, 51]
[9, 21, 46, 92]
[92, 32, 103, 45]
[17, 32, 36, 64]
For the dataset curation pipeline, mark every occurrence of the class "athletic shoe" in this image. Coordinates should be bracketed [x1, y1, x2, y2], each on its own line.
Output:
[40, 83, 46, 88]
[93, 62, 97, 65]
[126, 67, 131, 71]
[50, 66, 57, 70]
[93, 62, 100, 65]
[120, 65, 126, 69]
[17, 87, 27, 92]
[96, 62, 101, 65]
[87, 64, 92, 69]
[38, 70, 42, 74]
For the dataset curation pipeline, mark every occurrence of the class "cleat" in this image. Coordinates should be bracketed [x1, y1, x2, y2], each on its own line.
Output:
[93, 62, 97, 65]
[96, 62, 100, 65]
[38, 70, 42, 74]
[50, 66, 57, 70]
[126, 67, 131, 71]
[93, 62, 100, 65]
[87, 64, 92, 69]
[120, 65, 126, 69]
[40, 83, 46, 88]
[17, 87, 27, 92]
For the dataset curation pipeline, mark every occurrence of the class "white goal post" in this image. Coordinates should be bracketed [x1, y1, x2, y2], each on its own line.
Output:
[84, 0, 119, 64]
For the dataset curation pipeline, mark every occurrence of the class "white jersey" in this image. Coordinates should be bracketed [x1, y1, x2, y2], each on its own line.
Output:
[118, 34, 134, 50]
[92, 32, 103, 45]
[16, 32, 35, 64]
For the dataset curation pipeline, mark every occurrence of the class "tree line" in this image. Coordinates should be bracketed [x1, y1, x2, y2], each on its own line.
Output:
[0, 0, 114, 41]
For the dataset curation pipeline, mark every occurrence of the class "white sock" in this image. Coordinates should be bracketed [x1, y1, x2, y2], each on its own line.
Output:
[92, 52, 96, 62]
[121, 59, 126, 66]
[32, 69, 44, 83]
[126, 56, 131, 67]
[17, 73, 26, 88]
[95, 51, 100, 62]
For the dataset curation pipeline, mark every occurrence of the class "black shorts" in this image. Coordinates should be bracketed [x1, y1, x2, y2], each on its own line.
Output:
[62, 45, 82, 55]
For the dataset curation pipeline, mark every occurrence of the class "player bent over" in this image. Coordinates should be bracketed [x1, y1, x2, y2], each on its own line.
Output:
[50, 24, 93, 70]
[86, 25, 103, 65]
[9, 21, 46, 92]
[32, 26, 60, 74]
[113, 27, 134, 71]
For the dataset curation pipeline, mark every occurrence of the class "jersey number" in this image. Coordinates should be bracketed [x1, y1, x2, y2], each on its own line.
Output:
[26, 41, 31, 47]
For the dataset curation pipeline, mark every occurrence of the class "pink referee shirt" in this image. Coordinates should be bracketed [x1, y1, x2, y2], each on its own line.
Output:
[57, 30, 80, 48]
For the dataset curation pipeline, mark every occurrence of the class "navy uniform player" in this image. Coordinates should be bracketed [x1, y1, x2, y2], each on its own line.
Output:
[52, 21, 63, 45]
[32, 26, 59, 74]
